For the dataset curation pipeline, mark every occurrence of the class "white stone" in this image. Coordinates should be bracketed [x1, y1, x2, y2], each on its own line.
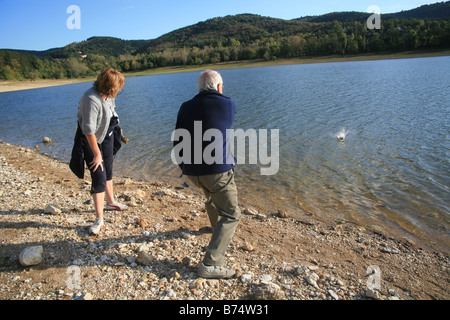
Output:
[259, 274, 273, 283]
[19, 245, 43, 266]
[243, 207, 258, 216]
[305, 272, 320, 288]
[240, 273, 254, 284]
[365, 288, 383, 300]
[381, 246, 400, 254]
[328, 290, 339, 300]
[136, 252, 154, 266]
[166, 290, 176, 298]
[253, 281, 283, 300]
[44, 204, 62, 215]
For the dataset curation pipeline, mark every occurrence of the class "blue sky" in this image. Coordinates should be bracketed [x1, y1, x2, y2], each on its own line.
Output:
[0, 0, 443, 51]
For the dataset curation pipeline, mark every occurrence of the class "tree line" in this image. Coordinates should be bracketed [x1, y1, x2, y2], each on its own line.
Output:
[1, 18, 449, 81]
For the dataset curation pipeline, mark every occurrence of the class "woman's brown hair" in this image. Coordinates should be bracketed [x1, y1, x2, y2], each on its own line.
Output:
[94, 67, 125, 98]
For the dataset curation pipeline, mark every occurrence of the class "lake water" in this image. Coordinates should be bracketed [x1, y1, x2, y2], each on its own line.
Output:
[1, 56, 449, 252]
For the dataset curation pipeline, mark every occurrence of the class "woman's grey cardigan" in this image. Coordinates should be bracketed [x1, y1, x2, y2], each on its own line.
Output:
[77, 86, 119, 144]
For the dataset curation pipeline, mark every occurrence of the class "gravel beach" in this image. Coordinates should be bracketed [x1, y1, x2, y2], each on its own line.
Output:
[0, 141, 448, 301]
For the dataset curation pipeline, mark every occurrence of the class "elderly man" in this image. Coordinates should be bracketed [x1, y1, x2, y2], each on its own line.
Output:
[173, 70, 241, 279]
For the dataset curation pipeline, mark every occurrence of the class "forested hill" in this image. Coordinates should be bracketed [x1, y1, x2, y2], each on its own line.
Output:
[296, 1, 450, 22]
[46, 37, 153, 59]
[9, 37, 153, 59]
[1, 1, 449, 80]
[136, 1, 450, 53]
[385, 1, 450, 19]
[135, 15, 309, 53]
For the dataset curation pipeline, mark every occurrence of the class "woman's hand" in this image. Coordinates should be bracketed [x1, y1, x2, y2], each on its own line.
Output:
[85, 134, 103, 172]
[89, 153, 103, 172]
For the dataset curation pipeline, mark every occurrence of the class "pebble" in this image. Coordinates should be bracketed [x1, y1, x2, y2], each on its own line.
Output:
[364, 288, 383, 300]
[277, 210, 289, 218]
[135, 217, 149, 229]
[0, 143, 448, 301]
[240, 273, 254, 284]
[44, 203, 62, 215]
[253, 281, 283, 300]
[137, 251, 155, 266]
[42, 137, 52, 144]
[380, 246, 400, 254]
[328, 289, 339, 300]
[259, 274, 273, 283]
[19, 246, 43, 266]
[241, 243, 255, 251]
[305, 273, 320, 289]
[243, 207, 258, 216]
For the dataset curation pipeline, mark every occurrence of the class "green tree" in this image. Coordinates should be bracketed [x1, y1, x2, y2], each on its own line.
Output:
[66, 58, 88, 78]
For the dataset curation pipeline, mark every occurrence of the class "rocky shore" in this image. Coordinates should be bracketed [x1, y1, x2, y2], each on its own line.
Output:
[0, 141, 448, 301]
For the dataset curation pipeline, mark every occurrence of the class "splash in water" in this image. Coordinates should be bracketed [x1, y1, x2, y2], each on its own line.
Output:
[336, 128, 349, 142]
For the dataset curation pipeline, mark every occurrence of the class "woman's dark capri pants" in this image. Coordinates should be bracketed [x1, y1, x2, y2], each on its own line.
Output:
[82, 117, 118, 194]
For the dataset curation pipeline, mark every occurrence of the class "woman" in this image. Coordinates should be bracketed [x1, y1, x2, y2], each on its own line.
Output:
[77, 67, 128, 235]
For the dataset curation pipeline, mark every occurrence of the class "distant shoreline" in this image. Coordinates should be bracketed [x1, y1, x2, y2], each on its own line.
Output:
[1, 49, 449, 93]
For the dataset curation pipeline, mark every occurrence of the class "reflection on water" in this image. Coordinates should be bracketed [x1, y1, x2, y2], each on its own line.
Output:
[0, 56, 449, 252]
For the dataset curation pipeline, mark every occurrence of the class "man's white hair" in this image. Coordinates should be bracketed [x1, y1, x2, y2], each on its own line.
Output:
[198, 70, 223, 92]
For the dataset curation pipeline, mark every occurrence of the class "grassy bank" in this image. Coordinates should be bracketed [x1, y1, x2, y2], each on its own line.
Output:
[1, 49, 449, 93]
